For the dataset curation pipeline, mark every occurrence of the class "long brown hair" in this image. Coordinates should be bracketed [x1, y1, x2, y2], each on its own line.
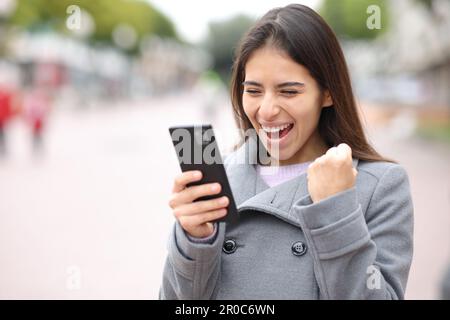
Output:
[230, 4, 395, 163]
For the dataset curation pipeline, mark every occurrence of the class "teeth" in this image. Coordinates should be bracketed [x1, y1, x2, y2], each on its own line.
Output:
[261, 123, 291, 133]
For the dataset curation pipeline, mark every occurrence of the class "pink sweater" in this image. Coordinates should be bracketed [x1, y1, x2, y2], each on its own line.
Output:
[256, 161, 312, 187]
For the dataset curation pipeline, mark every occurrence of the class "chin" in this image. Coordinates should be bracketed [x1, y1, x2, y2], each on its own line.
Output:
[264, 145, 298, 164]
[276, 150, 296, 162]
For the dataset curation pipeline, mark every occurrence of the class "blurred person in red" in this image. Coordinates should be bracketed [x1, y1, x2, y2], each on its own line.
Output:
[21, 62, 59, 155]
[0, 85, 14, 156]
[22, 84, 52, 154]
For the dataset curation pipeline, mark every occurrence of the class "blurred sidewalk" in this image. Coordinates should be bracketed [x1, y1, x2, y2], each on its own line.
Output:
[0, 91, 237, 299]
[361, 103, 450, 299]
[0, 94, 448, 299]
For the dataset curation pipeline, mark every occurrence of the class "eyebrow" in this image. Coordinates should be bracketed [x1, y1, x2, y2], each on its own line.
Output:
[242, 81, 305, 88]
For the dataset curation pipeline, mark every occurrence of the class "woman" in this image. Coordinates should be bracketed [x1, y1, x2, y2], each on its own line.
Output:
[160, 4, 413, 299]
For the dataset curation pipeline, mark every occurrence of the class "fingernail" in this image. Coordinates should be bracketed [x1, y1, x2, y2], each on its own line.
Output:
[194, 171, 201, 178]
[211, 184, 220, 192]
[219, 197, 228, 205]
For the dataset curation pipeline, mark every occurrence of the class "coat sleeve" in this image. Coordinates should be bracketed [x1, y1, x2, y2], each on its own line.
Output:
[293, 164, 414, 299]
[159, 221, 225, 300]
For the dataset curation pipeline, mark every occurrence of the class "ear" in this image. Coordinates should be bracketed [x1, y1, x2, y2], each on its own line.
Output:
[321, 90, 333, 108]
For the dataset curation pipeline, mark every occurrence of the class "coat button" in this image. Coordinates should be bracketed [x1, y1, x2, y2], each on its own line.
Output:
[291, 241, 307, 256]
[223, 239, 237, 254]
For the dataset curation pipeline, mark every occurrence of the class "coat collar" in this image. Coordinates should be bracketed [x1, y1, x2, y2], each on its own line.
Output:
[226, 136, 359, 227]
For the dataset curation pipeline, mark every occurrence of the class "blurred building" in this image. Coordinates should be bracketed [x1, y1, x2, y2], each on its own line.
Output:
[388, 0, 450, 108]
[136, 36, 212, 97]
[3, 31, 211, 109]
[344, 0, 450, 109]
[7, 31, 131, 108]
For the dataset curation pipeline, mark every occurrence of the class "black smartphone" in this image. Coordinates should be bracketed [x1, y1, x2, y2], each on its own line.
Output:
[168, 124, 239, 224]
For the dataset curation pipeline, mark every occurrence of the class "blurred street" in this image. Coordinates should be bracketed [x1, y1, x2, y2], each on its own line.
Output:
[0, 93, 448, 299]
[0, 92, 239, 299]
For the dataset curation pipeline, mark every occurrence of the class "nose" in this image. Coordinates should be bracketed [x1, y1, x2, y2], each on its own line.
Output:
[258, 93, 280, 121]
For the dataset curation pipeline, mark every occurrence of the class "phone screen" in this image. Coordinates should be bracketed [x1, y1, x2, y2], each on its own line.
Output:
[169, 125, 239, 224]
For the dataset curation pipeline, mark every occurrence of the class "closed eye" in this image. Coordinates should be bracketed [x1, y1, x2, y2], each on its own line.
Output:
[281, 90, 299, 96]
[244, 89, 262, 95]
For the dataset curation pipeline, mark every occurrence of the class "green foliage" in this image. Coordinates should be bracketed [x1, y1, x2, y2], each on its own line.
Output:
[319, 0, 389, 40]
[204, 14, 255, 83]
[9, 0, 177, 50]
[417, 121, 450, 144]
[415, 0, 434, 10]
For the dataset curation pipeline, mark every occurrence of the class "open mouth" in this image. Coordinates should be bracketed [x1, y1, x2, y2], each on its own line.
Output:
[261, 123, 294, 140]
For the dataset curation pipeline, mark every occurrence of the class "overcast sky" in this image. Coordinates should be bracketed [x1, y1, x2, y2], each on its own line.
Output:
[148, 0, 321, 43]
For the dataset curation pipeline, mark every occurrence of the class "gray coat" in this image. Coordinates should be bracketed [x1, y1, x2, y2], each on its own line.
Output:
[160, 137, 414, 300]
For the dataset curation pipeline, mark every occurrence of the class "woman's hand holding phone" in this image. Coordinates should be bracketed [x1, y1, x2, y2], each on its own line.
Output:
[169, 170, 229, 238]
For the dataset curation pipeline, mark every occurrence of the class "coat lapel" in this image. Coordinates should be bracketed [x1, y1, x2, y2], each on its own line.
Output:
[225, 136, 359, 227]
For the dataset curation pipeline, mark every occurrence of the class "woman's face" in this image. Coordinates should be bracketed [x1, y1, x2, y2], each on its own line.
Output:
[242, 45, 332, 165]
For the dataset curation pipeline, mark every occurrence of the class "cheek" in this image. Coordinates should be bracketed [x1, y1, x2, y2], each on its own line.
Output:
[286, 102, 322, 138]
[290, 95, 322, 121]
[242, 96, 258, 120]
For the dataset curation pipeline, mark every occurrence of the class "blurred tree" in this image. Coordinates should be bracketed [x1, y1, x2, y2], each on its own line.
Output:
[319, 0, 389, 40]
[416, 0, 433, 9]
[204, 14, 254, 84]
[9, 0, 177, 53]
[415, 0, 445, 19]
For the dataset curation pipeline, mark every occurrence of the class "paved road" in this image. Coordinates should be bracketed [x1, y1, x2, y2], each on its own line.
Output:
[0, 94, 448, 299]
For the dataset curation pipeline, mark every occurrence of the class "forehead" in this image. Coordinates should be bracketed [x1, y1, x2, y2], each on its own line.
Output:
[244, 46, 310, 82]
